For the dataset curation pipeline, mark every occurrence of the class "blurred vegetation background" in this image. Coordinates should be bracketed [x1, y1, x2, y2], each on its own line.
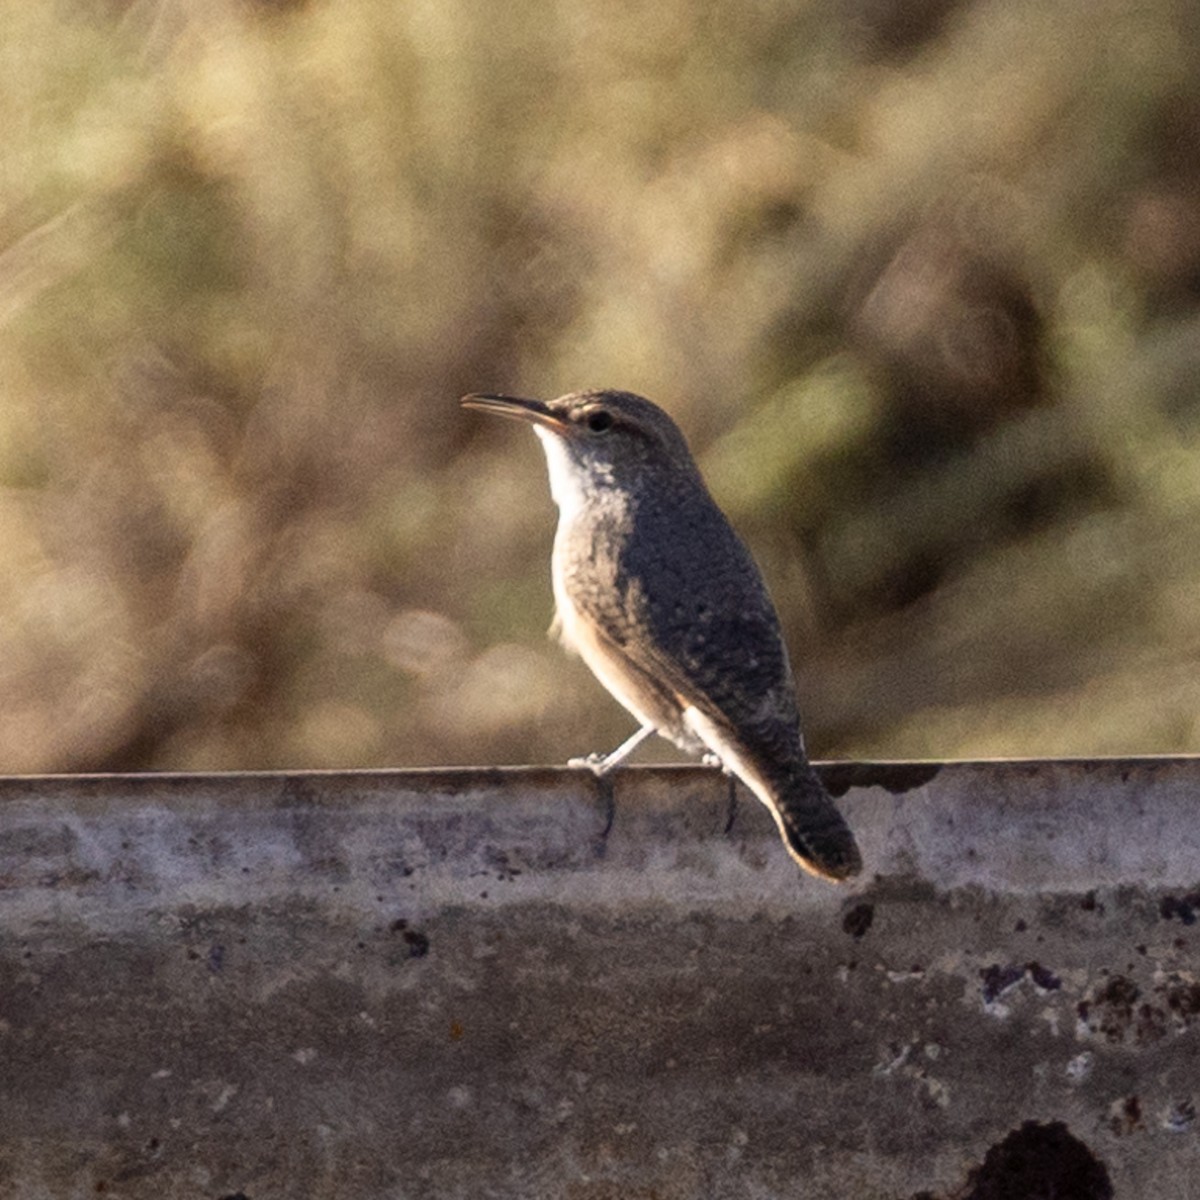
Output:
[2, 0, 1200, 772]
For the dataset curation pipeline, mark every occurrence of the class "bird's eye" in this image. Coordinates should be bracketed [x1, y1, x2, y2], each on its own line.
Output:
[586, 409, 614, 434]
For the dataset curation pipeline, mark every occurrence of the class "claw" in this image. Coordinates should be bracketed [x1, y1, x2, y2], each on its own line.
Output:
[568, 752, 613, 777]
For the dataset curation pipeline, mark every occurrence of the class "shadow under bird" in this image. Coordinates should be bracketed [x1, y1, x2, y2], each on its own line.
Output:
[461, 388, 861, 882]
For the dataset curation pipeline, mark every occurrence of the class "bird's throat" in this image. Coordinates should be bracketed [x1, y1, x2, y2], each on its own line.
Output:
[533, 426, 619, 523]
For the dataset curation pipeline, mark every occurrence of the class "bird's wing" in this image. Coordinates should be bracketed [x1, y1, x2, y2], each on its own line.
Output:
[634, 577, 805, 768]
[569, 506, 806, 770]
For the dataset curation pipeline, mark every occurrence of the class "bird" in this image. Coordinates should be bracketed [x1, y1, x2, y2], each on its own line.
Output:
[460, 388, 861, 881]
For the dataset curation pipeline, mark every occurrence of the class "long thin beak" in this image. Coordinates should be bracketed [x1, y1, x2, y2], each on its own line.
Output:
[460, 393, 569, 432]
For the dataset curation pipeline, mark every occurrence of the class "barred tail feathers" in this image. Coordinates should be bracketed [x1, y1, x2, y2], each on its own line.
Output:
[755, 762, 862, 882]
[679, 705, 861, 881]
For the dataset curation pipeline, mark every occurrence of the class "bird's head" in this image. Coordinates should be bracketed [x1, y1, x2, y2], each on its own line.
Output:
[461, 389, 698, 489]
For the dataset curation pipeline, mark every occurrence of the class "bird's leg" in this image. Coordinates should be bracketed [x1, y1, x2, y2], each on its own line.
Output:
[693, 748, 738, 824]
[569, 723, 656, 776]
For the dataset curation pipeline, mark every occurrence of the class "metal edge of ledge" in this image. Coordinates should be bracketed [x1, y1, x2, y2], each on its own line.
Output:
[0, 758, 1196, 924]
[3, 751, 1200, 781]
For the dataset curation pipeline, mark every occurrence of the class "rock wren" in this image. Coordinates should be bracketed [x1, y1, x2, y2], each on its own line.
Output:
[461, 388, 861, 881]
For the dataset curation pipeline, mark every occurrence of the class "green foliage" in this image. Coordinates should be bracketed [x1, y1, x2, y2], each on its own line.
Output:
[1, 0, 1199, 769]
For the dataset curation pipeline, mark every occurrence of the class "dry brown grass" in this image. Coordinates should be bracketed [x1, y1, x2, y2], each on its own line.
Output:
[2, 0, 1199, 769]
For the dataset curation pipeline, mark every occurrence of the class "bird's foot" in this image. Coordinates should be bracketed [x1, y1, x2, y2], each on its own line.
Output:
[701, 751, 727, 772]
[569, 724, 656, 776]
[568, 752, 615, 777]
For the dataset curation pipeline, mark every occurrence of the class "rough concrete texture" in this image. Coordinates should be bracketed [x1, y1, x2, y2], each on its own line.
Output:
[0, 759, 1198, 1199]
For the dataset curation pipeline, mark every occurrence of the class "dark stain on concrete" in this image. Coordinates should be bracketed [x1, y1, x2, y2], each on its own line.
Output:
[403, 929, 430, 957]
[722, 778, 738, 834]
[842, 901, 875, 939]
[979, 961, 1061, 1003]
[960, 1120, 1114, 1199]
[980, 963, 1025, 1004]
[1073, 970, 1200, 1047]
[1160, 892, 1200, 925]
[1160, 975, 1200, 1025]
[389, 918, 430, 958]
[1075, 974, 1180, 1045]
[483, 847, 523, 881]
[0, 822, 78, 861]
[819, 761, 942, 797]
[1026, 962, 1061, 991]
[1109, 1093, 1145, 1136]
[856, 872, 942, 905]
[275, 774, 319, 809]
[1077, 975, 1139, 1041]
[595, 774, 616, 846]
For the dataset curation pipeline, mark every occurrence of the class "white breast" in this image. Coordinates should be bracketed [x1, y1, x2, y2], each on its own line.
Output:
[533, 427, 655, 727]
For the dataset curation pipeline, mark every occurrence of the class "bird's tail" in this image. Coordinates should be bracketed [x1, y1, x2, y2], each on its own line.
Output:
[763, 763, 862, 882]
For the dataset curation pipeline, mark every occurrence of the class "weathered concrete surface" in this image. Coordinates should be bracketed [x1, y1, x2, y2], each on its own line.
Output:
[0, 759, 1197, 1198]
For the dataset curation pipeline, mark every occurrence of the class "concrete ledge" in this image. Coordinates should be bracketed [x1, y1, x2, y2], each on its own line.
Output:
[1, 760, 1198, 1197]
